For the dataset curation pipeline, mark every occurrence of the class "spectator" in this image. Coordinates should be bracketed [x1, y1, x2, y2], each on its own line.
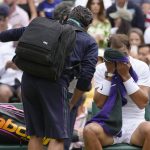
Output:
[128, 28, 144, 58]
[109, 9, 132, 34]
[86, 0, 111, 49]
[0, 3, 10, 32]
[141, 2, 150, 28]
[16, 0, 37, 21]
[0, 3, 22, 103]
[4, 0, 29, 27]
[0, 6, 98, 150]
[129, 28, 144, 46]
[83, 34, 150, 150]
[37, 0, 62, 19]
[106, 0, 145, 31]
[138, 44, 150, 68]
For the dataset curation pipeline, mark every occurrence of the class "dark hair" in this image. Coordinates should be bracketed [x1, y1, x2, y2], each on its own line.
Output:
[86, 0, 106, 22]
[138, 44, 150, 51]
[109, 34, 130, 50]
[53, 2, 74, 23]
[68, 5, 93, 28]
[116, 18, 132, 34]
[0, 3, 9, 17]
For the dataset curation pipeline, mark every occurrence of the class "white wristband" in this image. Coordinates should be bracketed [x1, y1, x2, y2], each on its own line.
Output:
[97, 79, 111, 96]
[123, 77, 140, 95]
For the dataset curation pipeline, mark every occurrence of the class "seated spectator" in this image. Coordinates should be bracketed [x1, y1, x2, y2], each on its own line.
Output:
[16, 0, 37, 21]
[0, 3, 10, 32]
[86, 0, 111, 49]
[83, 34, 150, 150]
[129, 28, 144, 46]
[0, 4, 22, 102]
[109, 9, 132, 34]
[106, 0, 145, 31]
[0, 42, 23, 102]
[128, 28, 145, 58]
[141, 1, 150, 28]
[37, 0, 62, 19]
[138, 44, 150, 68]
[4, 0, 29, 27]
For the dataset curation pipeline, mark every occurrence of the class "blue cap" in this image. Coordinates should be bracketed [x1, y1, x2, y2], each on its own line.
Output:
[0, 3, 9, 17]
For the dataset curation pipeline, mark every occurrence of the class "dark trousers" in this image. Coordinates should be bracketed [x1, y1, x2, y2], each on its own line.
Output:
[64, 93, 84, 150]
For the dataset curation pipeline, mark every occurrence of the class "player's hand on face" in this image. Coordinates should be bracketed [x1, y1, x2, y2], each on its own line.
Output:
[105, 61, 115, 73]
[116, 62, 131, 81]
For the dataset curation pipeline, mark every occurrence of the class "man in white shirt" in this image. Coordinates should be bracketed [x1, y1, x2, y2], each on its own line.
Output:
[83, 34, 150, 150]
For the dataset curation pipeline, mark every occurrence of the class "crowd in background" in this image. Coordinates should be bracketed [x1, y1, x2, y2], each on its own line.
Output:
[0, 0, 149, 149]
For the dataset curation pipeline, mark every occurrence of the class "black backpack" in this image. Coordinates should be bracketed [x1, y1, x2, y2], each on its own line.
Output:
[13, 17, 82, 81]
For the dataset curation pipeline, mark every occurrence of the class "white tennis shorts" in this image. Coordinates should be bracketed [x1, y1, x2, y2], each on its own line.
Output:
[113, 119, 145, 144]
